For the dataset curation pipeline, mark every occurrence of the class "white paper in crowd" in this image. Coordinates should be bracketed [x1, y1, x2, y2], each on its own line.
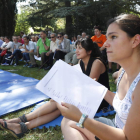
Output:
[20, 49, 25, 52]
[36, 60, 107, 118]
[53, 50, 57, 59]
[34, 55, 41, 61]
[72, 64, 82, 73]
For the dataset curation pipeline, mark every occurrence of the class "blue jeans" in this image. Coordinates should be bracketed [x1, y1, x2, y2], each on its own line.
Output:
[12, 49, 22, 64]
[23, 52, 30, 61]
[95, 117, 116, 140]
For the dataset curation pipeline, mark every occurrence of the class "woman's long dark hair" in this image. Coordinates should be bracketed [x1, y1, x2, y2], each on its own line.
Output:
[76, 38, 101, 58]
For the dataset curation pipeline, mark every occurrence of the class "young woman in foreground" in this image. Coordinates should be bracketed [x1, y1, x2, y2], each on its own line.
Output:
[0, 38, 110, 138]
[57, 14, 140, 140]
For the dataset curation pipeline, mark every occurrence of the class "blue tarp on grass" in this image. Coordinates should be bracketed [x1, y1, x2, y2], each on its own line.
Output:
[0, 69, 49, 117]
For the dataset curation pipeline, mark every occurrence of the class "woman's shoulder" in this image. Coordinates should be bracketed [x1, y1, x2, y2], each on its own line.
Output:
[91, 58, 105, 70]
[92, 57, 104, 66]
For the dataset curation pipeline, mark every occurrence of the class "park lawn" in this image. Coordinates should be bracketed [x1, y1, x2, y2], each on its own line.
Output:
[0, 62, 116, 140]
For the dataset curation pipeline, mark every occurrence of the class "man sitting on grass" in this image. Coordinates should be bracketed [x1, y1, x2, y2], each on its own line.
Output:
[44, 33, 59, 70]
[29, 31, 50, 68]
[22, 36, 35, 67]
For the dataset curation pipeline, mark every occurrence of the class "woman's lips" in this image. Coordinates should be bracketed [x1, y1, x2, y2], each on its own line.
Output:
[106, 51, 112, 53]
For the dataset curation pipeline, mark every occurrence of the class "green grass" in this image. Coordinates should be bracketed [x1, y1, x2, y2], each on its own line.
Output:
[0, 62, 116, 140]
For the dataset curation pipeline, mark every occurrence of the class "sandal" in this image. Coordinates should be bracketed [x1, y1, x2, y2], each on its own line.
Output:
[19, 114, 28, 123]
[0, 121, 28, 138]
[0, 119, 6, 130]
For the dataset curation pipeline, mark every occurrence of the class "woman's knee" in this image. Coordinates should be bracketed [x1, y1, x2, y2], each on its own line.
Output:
[61, 118, 76, 130]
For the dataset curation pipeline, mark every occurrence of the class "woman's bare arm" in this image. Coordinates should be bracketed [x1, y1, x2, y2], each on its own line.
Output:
[58, 84, 140, 140]
[89, 59, 105, 81]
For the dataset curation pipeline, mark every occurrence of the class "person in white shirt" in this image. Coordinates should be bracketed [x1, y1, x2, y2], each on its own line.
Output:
[44, 33, 59, 70]
[0, 36, 13, 64]
[12, 37, 22, 50]
[31, 36, 39, 53]
[22, 36, 35, 67]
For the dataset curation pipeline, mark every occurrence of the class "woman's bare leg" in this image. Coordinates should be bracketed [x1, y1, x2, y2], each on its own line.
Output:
[26, 100, 58, 121]
[0, 101, 58, 124]
[0, 110, 61, 134]
[26, 109, 60, 129]
[61, 118, 95, 140]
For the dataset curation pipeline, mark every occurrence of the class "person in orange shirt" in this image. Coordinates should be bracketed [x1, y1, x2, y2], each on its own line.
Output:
[91, 26, 119, 73]
[91, 26, 107, 62]
[91, 26, 106, 48]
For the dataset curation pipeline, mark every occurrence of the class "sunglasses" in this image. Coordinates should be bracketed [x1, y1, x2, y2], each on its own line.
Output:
[57, 36, 62, 38]
[51, 37, 55, 38]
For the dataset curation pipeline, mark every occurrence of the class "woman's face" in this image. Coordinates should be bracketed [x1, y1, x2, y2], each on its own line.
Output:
[76, 43, 90, 59]
[4, 38, 9, 43]
[104, 23, 134, 63]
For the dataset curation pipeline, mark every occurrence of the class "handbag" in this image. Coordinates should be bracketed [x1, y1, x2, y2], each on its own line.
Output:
[0, 50, 7, 56]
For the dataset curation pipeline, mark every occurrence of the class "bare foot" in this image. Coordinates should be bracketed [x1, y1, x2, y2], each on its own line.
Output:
[0, 117, 21, 124]
[1, 122, 22, 134]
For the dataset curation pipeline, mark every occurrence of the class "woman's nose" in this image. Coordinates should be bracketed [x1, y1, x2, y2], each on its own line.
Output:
[103, 40, 110, 48]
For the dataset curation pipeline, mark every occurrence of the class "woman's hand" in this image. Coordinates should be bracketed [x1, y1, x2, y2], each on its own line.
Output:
[56, 102, 82, 122]
[50, 99, 55, 102]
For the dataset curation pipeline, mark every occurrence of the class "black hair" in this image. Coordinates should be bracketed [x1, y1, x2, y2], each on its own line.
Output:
[57, 32, 64, 36]
[107, 14, 140, 38]
[23, 36, 30, 40]
[76, 38, 101, 58]
[94, 26, 102, 31]
[5, 36, 10, 40]
[41, 31, 47, 35]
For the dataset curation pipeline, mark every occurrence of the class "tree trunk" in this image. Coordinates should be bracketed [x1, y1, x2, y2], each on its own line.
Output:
[0, 0, 17, 39]
[65, 0, 73, 38]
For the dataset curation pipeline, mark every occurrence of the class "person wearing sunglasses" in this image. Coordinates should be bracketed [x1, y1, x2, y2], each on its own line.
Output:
[44, 33, 59, 70]
[54, 32, 70, 61]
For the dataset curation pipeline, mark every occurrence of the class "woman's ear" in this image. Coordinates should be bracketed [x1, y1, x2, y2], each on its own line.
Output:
[132, 34, 140, 48]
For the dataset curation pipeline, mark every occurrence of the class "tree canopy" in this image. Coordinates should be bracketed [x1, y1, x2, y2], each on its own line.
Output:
[0, 0, 139, 38]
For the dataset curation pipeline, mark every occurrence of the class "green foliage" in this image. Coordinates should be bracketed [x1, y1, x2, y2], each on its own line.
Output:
[14, 10, 31, 35]
[0, 0, 139, 39]
[22, 0, 140, 38]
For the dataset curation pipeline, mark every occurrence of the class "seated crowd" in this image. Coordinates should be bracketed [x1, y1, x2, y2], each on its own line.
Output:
[0, 28, 115, 72]
[1, 13, 140, 140]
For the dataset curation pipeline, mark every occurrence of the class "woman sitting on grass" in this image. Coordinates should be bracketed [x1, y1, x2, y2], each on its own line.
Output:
[56, 14, 140, 140]
[0, 39, 110, 138]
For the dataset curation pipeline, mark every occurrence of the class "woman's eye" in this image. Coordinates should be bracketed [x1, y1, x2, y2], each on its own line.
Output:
[111, 36, 117, 39]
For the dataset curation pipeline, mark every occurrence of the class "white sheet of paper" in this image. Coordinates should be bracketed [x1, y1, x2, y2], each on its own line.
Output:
[20, 49, 25, 52]
[72, 64, 82, 73]
[34, 55, 41, 61]
[36, 60, 107, 118]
